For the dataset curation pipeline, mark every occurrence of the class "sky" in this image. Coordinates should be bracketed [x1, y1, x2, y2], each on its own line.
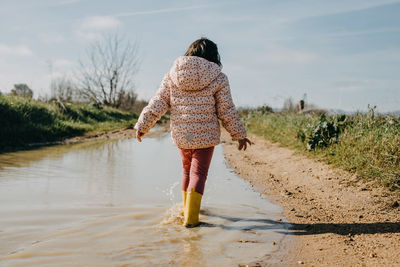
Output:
[1, 0, 400, 112]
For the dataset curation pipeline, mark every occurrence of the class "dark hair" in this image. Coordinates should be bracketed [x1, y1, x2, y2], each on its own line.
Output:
[184, 37, 222, 66]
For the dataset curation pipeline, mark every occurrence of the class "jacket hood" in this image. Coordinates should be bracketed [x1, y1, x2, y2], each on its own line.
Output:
[169, 56, 222, 91]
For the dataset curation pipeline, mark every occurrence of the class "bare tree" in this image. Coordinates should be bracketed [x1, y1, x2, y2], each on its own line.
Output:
[282, 97, 296, 112]
[130, 99, 149, 114]
[76, 34, 139, 106]
[11, 84, 33, 98]
[115, 90, 138, 111]
[50, 75, 77, 102]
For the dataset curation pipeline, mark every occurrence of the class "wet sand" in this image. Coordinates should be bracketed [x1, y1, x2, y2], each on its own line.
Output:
[0, 129, 289, 266]
[221, 130, 400, 267]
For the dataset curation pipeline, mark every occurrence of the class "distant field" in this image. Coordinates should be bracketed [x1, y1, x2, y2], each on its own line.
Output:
[242, 110, 400, 191]
[0, 95, 138, 151]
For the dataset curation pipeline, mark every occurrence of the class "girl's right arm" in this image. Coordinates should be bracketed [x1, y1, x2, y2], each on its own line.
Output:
[134, 74, 171, 136]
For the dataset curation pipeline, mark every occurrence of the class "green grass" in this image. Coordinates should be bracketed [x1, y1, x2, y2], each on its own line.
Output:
[243, 110, 400, 191]
[0, 95, 138, 150]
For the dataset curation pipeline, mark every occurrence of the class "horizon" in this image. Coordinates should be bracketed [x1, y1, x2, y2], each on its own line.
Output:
[1, 0, 400, 112]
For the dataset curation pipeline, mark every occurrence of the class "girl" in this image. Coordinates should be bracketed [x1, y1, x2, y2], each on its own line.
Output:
[134, 38, 251, 227]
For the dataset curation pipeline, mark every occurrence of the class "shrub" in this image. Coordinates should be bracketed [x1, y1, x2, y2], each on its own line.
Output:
[299, 114, 347, 150]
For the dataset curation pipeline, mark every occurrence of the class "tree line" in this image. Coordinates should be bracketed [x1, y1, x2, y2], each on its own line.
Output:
[3, 34, 147, 113]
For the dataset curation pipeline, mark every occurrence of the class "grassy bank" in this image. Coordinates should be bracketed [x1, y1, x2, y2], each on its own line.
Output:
[0, 95, 138, 151]
[243, 110, 400, 190]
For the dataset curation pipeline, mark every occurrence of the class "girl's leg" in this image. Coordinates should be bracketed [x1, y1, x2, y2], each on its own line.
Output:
[183, 146, 214, 227]
[178, 148, 192, 192]
[187, 146, 215, 195]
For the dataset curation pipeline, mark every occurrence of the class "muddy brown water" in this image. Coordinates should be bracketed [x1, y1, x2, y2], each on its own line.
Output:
[0, 130, 289, 266]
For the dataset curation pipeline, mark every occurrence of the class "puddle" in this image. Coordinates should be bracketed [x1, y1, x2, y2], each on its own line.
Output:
[0, 132, 290, 266]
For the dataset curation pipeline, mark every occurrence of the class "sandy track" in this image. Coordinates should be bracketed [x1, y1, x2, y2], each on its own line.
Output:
[221, 130, 400, 267]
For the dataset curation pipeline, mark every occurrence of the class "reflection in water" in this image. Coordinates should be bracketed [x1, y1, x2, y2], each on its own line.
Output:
[181, 234, 203, 266]
[0, 140, 111, 169]
[0, 133, 289, 266]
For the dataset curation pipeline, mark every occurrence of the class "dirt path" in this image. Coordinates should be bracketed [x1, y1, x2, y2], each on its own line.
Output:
[221, 130, 400, 267]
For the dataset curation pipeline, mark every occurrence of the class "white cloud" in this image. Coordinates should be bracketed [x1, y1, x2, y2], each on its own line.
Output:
[269, 0, 400, 25]
[52, 0, 81, 5]
[75, 31, 103, 42]
[259, 46, 318, 64]
[39, 33, 66, 44]
[80, 16, 121, 31]
[75, 16, 122, 42]
[0, 43, 33, 57]
[53, 58, 75, 69]
[332, 79, 377, 92]
[114, 4, 213, 17]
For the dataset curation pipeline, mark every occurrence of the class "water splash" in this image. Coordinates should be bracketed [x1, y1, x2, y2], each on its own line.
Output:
[162, 181, 180, 203]
[160, 203, 185, 226]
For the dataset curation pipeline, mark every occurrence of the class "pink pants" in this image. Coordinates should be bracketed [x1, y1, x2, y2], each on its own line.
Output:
[178, 146, 215, 195]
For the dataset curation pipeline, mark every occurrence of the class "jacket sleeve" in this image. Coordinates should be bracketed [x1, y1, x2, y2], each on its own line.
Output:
[215, 74, 247, 141]
[134, 74, 171, 134]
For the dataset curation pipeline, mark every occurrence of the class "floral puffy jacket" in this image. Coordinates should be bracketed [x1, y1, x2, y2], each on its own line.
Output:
[134, 56, 247, 149]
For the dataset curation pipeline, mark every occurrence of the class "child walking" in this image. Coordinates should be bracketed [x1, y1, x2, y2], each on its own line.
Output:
[134, 38, 251, 227]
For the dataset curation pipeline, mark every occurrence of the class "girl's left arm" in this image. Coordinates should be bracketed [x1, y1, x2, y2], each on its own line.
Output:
[215, 74, 247, 141]
[134, 74, 171, 135]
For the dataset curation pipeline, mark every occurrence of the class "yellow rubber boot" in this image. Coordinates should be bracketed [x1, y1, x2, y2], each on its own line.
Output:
[180, 191, 187, 217]
[182, 191, 187, 207]
[184, 188, 203, 228]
